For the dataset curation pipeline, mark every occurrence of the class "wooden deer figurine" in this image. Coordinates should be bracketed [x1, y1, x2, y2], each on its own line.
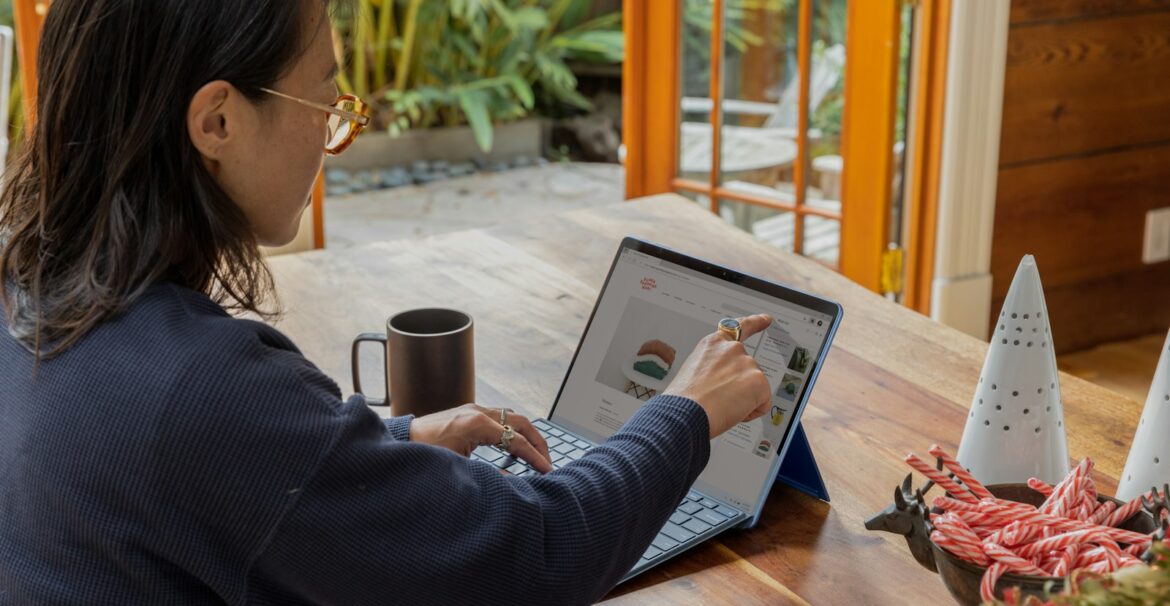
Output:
[864, 473, 937, 572]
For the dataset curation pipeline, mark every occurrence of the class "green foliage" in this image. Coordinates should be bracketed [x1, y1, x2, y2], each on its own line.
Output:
[1, 2, 22, 160]
[986, 543, 1170, 606]
[334, 0, 622, 153]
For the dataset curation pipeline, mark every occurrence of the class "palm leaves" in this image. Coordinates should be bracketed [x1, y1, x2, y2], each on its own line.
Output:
[335, 0, 622, 153]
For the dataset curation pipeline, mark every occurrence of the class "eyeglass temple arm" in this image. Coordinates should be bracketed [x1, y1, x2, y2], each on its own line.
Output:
[260, 87, 370, 125]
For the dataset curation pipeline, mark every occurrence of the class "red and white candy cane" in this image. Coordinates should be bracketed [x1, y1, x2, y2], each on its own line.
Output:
[1090, 500, 1117, 525]
[986, 521, 1044, 548]
[1013, 529, 1116, 558]
[1051, 544, 1080, 577]
[1027, 477, 1054, 498]
[1103, 489, 1165, 528]
[976, 502, 1152, 546]
[983, 543, 1049, 576]
[932, 495, 984, 514]
[932, 530, 987, 565]
[932, 514, 991, 566]
[1084, 475, 1098, 504]
[905, 454, 978, 503]
[928, 444, 995, 500]
[1041, 459, 1092, 515]
[1051, 477, 1084, 518]
[981, 562, 1009, 603]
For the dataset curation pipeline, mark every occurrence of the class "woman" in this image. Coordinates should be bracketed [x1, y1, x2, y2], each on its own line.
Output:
[0, 1, 774, 604]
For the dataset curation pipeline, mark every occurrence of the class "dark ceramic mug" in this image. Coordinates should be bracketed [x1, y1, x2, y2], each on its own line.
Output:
[351, 308, 475, 417]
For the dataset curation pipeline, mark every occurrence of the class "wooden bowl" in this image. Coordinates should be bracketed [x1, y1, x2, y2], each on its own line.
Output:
[929, 484, 1157, 606]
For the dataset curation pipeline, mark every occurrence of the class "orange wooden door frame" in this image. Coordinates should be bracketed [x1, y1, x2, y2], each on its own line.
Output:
[623, 0, 949, 301]
[622, 0, 679, 198]
[902, 0, 951, 314]
[836, 0, 902, 292]
[11, 0, 326, 249]
[12, 0, 46, 127]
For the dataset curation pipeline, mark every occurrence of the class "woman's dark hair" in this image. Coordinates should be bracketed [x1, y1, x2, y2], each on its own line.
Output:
[0, 0, 336, 360]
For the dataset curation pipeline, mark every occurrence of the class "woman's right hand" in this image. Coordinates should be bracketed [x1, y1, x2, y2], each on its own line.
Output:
[663, 314, 775, 439]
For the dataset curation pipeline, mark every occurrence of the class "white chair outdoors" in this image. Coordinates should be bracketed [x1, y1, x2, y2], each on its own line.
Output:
[678, 43, 845, 176]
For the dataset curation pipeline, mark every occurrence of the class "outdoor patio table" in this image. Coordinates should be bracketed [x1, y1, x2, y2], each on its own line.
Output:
[264, 193, 1140, 605]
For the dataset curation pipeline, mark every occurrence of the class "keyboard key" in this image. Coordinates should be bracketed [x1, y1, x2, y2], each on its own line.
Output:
[533, 419, 550, 429]
[566, 448, 586, 460]
[669, 512, 691, 525]
[553, 442, 576, 455]
[695, 509, 726, 526]
[491, 457, 512, 469]
[686, 490, 701, 501]
[505, 462, 528, 475]
[700, 499, 719, 509]
[574, 439, 591, 449]
[651, 534, 679, 551]
[682, 518, 712, 534]
[515, 469, 533, 477]
[473, 446, 504, 464]
[641, 545, 663, 561]
[678, 501, 703, 515]
[715, 505, 739, 518]
[548, 428, 564, 437]
[660, 522, 695, 544]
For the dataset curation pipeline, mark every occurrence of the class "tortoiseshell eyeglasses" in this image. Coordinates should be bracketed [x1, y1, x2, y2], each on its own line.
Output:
[260, 87, 371, 155]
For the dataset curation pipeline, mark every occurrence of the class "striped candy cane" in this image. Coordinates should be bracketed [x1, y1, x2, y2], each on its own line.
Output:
[1090, 500, 1117, 525]
[1027, 477, 1054, 498]
[932, 514, 991, 566]
[905, 454, 978, 503]
[983, 543, 1049, 576]
[980, 563, 1008, 603]
[931, 530, 986, 565]
[928, 444, 995, 500]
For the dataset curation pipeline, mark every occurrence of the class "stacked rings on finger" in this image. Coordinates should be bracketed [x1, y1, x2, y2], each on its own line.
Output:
[497, 425, 515, 450]
[717, 317, 742, 342]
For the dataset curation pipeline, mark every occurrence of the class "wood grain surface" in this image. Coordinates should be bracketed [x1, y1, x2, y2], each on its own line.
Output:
[995, 1, 1170, 353]
[264, 194, 1142, 604]
[1000, 10, 1170, 166]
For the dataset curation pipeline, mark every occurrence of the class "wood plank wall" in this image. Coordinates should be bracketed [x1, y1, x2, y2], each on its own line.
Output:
[991, 0, 1170, 354]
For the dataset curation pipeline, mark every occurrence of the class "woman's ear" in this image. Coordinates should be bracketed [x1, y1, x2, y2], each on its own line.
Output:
[187, 80, 235, 162]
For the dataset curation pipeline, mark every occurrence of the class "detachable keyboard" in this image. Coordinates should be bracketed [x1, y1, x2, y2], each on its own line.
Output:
[470, 418, 749, 581]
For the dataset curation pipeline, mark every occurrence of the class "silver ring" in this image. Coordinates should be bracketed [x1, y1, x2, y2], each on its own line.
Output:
[499, 408, 507, 426]
[497, 425, 515, 450]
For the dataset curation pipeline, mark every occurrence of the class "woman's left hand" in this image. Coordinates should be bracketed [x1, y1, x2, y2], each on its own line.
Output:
[409, 403, 553, 474]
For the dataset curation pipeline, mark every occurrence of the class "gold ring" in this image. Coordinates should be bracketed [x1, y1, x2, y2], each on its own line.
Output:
[497, 425, 515, 450]
[717, 317, 742, 342]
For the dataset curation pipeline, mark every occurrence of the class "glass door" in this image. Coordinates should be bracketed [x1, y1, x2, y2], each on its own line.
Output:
[625, 0, 947, 302]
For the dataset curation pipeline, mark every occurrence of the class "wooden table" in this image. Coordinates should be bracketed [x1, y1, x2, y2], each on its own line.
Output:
[264, 194, 1141, 605]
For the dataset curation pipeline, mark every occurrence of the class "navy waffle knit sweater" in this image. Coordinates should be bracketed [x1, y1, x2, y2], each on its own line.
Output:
[0, 282, 712, 605]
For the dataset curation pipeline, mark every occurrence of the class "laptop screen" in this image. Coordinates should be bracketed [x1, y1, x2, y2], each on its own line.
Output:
[549, 241, 838, 513]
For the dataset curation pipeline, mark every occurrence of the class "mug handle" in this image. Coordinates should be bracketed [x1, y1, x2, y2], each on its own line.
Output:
[351, 332, 389, 406]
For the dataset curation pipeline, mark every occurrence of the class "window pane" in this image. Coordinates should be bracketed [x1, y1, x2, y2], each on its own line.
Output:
[678, 0, 718, 183]
[802, 214, 841, 268]
[717, 1, 799, 202]
[717, 199, 793, 254]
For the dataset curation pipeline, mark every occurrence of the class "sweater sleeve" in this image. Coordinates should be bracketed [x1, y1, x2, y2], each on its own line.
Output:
[245, 394, 710, 605]
[383, 414, 413, 441]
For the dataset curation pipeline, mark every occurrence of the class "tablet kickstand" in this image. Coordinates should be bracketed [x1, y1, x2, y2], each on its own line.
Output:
[774, 423, 830, 502]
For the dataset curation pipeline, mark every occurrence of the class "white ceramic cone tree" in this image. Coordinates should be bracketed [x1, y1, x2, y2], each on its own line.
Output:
[1116, 329, 1170, 501]
[956, 255, 1070, 485]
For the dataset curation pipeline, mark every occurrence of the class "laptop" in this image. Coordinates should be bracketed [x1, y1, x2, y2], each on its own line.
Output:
[471, 237, 842, 581]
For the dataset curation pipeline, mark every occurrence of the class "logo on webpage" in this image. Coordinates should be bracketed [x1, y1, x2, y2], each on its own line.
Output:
[640, 277, 657, 291]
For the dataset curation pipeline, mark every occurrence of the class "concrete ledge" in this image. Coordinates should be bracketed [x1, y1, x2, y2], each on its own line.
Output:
[325, 118, 548, 171]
